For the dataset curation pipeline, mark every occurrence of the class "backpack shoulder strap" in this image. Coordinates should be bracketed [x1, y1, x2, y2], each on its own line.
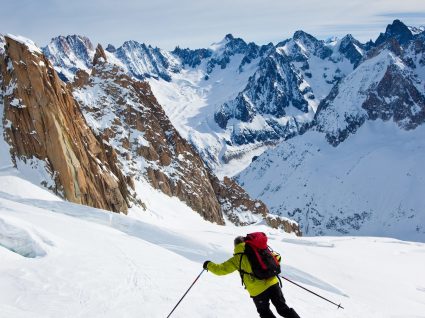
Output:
[234, 252, 255, 287]
[234, 252, 246, 287]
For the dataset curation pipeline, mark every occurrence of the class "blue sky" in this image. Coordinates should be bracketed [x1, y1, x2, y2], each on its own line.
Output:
[1, 0, 425, 49]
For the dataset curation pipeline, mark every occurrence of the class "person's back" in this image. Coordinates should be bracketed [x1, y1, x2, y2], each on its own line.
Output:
[203, 233, 301, 318]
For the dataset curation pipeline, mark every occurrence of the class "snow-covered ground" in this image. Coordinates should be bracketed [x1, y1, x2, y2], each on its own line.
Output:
[237, 120, 425, 240]
[148, 53, 268, 178]
[1, 169, 425, 318]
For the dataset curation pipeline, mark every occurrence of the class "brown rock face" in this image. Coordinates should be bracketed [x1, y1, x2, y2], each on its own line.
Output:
[73, 50, 224, 224]
[93, 44, 107, 67]
[210, 175, 301, 234]
[1, 36, 128, 213]
[363, 64, 425, 129]
[71, 47, 303, 234]
[264, 215, 302, 236]
[210, 175, 268, 225]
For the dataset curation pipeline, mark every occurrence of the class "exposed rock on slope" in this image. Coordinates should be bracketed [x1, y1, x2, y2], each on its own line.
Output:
[375, 19, 413, 47]
[338, 34, 365, 67]
[210, 175, 301, 234]
[114, 41, 180, 81]
[214, 30, 355, 146]
[236, 123, 425, 240]
[74, 45, 224, 224]
[316, 40, 425, 146]
[1, 35, 128, 212]
[72, 45, 300, 232]
[237, 20, 425, 238]
[41, 30, 355, 175]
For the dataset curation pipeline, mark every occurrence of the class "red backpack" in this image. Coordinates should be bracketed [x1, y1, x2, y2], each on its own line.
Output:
[237, 232, 281, 284]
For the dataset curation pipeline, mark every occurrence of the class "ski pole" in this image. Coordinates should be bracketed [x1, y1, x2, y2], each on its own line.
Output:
[166, 269, 205, 318]
[280, 275, 344, 309]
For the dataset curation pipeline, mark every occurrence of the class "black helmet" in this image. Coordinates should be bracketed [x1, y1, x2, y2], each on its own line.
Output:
[234, 236, 245, 246]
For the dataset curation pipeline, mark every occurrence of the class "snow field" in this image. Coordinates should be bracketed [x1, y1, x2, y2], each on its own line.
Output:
[1, 172, 425, 317]
[237, 120, 425, 240]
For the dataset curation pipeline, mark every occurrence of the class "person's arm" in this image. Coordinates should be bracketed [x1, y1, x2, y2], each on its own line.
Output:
[206, 256, 238, 276]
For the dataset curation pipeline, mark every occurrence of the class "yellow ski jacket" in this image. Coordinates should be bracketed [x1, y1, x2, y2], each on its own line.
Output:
[206, 242, 280, 297]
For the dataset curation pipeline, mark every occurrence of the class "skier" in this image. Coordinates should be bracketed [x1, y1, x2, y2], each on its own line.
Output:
[203, 235, 301, 318]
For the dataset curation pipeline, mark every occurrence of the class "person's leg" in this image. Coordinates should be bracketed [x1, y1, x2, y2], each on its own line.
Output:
[252, 289, 276, 318]
[268, 284, 301, 318]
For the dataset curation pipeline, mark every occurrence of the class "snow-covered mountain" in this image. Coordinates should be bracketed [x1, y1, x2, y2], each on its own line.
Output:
[1, 34, 298, 233]
[41, 31, 360, 175]
[316, 42, 425, 146]
[71, 44, 288, 228]
[5, 19, 425, 240]
[40, 21, 424, 175]
[213, 31, 356, 147]
[112, 40, 181, 81]
[237, 21, 425, 238]
[237, 121, 425, 240]
[150, 34, 272, 176]
[42, 35, 95, 81]
[43, 35, 182, 82]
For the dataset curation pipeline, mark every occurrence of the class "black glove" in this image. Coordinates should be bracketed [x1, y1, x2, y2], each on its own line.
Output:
[203, 260, 211, 270]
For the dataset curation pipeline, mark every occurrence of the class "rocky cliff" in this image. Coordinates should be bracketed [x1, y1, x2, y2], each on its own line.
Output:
[1, 35, 128, 213]
[316, 39, 425, 146]
[213, 30, 356, 146]
[71, 45, 299, 231]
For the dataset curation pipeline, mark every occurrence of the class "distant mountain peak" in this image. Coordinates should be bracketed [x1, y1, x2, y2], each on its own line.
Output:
[338, 34, 364, 66]
[293, 30, 316, 41]
[386, 19, 412, 39]
[292, 30, 323, 49]
[105, 44, 116, 53]
[375, 19, 413, 46]
[224, 33, 235, 41]
[341, 34, 355, 41]
[122, 40, 148, 49]
[325, 36, 339, 45]
[42, 34, 95, 81]
[49, 34, 94, 53]
[211, 33, 247, 52]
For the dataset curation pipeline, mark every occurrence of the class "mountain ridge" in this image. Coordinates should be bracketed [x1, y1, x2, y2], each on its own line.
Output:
[0, 34, 300, 233]
[2, 19, 424, 239]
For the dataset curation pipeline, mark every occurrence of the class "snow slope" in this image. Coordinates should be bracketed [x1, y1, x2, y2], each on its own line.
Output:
[1, 169, 425, 318]
[237, 120, 425, 240]
[148, 51, 264, 178]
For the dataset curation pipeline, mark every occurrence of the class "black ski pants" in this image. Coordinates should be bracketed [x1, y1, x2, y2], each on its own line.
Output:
[252, 283, 301, 318]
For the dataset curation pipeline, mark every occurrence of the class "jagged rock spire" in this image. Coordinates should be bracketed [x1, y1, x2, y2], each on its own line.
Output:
[93, 43, 107, 66]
